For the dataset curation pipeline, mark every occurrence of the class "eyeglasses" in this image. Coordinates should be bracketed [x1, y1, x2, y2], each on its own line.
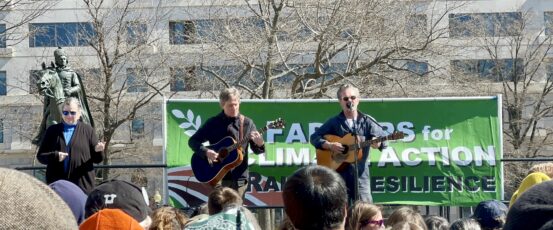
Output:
[62, 111, 77, 116]
[360, 219, 384, 227]
[342, 96, 357, 101]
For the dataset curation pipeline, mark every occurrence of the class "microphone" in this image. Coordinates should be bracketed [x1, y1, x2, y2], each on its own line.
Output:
[346, 101, 353, 110]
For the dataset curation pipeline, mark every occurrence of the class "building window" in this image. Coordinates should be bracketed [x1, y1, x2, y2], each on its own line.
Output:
[545, 12, 553, 35]
[126, 68, 148, 93]
[450, 58, 524, 81]
[131, 118, 144, 136]
[404, 61, 428, 75]
[170, 67, 197, 91]
[449, 12, 522, 38]
[0, 24, 6, 48]
[170, 18, 264, 44]
[169, 21, 195, 44]
[0, 71, 5, 95]
[127, 22, 147, 45]
[29, 22, 95, 47]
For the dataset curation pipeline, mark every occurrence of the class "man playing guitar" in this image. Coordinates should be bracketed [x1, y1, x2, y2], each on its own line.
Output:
[310, 84, 388, 205]
[188, 87, 265, 197]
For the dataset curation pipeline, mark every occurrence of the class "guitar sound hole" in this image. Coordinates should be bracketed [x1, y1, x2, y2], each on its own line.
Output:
[218, 149, 228, 160]
[342, 146, 349, 155]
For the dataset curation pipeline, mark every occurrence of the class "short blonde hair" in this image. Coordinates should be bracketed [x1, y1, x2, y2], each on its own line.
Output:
[387, 207, 428, 230]
[150, 206, 188, 230]
[529, 162, 553, 178]
[348, 201, 382, 230]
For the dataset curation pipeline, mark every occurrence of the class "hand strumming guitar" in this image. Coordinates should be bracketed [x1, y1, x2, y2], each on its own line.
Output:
[206, 149, 219, 163]
[323, 141, 345, 153]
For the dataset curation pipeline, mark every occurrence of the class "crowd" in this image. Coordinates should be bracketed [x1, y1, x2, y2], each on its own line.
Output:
[1, 162, 553, 229]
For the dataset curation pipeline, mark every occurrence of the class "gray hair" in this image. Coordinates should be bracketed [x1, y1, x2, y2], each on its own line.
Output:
[63, 97, 82, 111]
[219, 87, 240, 106]
[336, 84, 359, 99]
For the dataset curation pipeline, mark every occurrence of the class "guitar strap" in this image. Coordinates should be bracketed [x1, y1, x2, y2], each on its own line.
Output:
[239, 115, 245, 143]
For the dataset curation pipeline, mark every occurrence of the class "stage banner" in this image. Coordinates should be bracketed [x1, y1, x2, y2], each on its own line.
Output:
[165, 96, 502, 207]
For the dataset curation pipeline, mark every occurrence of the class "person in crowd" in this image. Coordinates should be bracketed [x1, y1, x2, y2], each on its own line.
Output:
[509, 172, 550, 207]
[389, 221, 425, 230]
[424, 215, 449, 230]
[504, 180, 553, 230]
[37, 97, 105, 194]
[348, 201, 385, 230]
[49, 179, 88, 224]
[472, 200, 508, 230]
[80, 208, 143, 230]
[184, 186, 260, 229]
[188, 87, 265, 197]
[528, 162, 553, 178]
[208, 186, 243, 215]
[449, 218, 482, 230]
[150, 206, 189, 230]
[282, 165, 348, 230]
[310, 84, 387, 204]
[0, 167, 78, 229]
[85, 180, 152, 229]
[386, 207, 427, 230]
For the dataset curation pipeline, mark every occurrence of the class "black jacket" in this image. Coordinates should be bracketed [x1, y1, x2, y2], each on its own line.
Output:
[37, 122, 103, 194]
[188, 111, 265, 181]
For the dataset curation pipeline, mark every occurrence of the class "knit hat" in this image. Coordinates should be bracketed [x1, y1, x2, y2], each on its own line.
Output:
[504, 180, 553, 230]
[0, 167, 78, 229]
[510, 172, 551, 207]
[85, 180, 151, 223]
[50, 180, 88, 224]
[472, 200, 508, 229]
[79, 208, 143, 230]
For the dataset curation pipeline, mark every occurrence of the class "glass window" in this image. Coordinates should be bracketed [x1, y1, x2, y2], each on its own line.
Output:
[169, 21, 195, 44]
[127, 68, 148, 93]
[0, 71, 5, 95]
[29, 22, 96, 47]
[450, 58, 523, 81]
[405, 61, 429, 75]
[545, 12, 553, 35]
[449, 12, 522, 38]
[170, 67, 197, 91]
[0, 24, 6, 48]
[127, 22, 147, 45]
[131, 118, 144, 135]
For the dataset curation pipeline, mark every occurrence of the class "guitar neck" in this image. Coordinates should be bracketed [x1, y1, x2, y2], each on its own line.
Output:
[228, 126, 268, 151]
[357, 135, 392, 149]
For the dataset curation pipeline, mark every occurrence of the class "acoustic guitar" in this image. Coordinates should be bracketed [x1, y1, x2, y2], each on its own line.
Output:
[191, 118, 285, 186]
[316, 131, 405, 171]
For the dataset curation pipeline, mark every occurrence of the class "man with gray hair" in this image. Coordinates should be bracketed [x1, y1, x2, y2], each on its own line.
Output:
[188, 87, 266, 198]
[310, 84, 388, 204]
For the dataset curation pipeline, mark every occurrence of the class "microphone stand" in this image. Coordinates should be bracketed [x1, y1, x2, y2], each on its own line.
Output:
[350, 106, 360, 202]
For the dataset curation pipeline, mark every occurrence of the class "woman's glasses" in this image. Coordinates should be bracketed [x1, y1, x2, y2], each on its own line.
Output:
[342, 96, 357, 101]
[360, 219, 384, 227]
[62, 111, 77, 116]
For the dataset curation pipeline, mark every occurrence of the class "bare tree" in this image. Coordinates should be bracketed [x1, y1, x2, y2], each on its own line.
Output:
[172, 0, 463, 99]
[78, 0, 172, 179]
[448, 10, 553, 196]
